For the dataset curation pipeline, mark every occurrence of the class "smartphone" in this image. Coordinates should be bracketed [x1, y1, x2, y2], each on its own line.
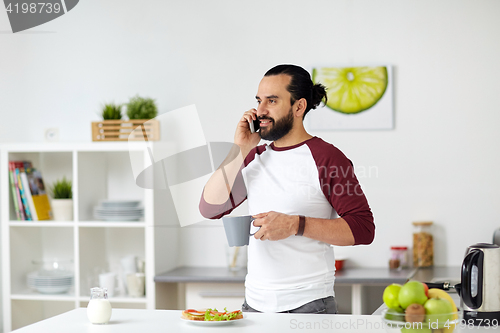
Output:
[249, 118, 260, 133]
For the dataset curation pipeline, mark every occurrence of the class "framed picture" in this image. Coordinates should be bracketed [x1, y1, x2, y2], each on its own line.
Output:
[307, 65, 393, 130]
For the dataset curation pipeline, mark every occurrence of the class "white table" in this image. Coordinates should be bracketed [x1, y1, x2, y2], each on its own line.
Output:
[12, 308, 494, 333]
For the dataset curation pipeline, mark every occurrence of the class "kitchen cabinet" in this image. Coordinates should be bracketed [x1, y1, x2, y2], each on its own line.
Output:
[1, 143, 177, 332]
[155, 266, 462, 315]
[154, 266, 246, 311]
[184, 283, 245, 311]
[155, 266, 418, 315]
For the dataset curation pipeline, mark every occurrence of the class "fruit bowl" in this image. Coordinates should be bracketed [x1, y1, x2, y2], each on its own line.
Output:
[381, 308, 463, 333]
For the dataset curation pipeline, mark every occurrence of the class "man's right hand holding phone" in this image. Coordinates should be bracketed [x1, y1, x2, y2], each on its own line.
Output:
[235, 109, 261, 158]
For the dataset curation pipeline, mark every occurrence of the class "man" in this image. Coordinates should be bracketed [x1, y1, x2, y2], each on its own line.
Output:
[199, 64, 375, 314]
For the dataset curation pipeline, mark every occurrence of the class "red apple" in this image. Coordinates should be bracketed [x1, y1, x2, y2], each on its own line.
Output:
[422, 283, 429, 298]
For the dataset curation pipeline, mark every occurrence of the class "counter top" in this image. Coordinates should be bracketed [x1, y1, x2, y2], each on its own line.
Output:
[154, 266, 425, 284]
[154, 266, 247, 283]
[333, 267, 415, 284]
[410, 266, 461, 286]
[13, 308, 493, 333]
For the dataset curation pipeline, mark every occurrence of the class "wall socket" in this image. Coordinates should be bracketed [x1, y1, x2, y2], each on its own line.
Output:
[44, 128, 59, 142]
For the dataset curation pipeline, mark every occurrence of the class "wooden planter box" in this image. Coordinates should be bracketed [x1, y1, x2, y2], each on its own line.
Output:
[91, 119, 160, 142]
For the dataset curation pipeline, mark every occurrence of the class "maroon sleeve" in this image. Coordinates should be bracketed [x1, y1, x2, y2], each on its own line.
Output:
[198, 144, 266, 220]
[199, 167, 247, 219]
[307, 138, 375, 245]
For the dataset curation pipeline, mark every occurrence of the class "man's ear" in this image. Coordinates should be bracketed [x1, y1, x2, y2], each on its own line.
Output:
[294, 98, 307, 118]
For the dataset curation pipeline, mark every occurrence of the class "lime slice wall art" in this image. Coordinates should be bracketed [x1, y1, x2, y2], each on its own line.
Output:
[308, 65, 393, 130]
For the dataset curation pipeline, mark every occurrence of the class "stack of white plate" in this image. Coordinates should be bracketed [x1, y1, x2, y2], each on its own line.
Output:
[27, 270, 74, 294]
[93, 200, 143, 221]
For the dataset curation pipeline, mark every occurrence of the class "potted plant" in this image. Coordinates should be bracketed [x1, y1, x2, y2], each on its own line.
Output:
[91, 97, 160, 141]
[126, 96, 158, 120]
[101, 103, 123, 120]
[49, 177, 73, 221]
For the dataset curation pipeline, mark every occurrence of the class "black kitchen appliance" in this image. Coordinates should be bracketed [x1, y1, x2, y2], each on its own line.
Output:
[460, 243, 500, 326]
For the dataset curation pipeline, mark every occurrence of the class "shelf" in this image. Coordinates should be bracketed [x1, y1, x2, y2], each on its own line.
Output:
[12, 292, 150, 304]
[11, 289, 75, 301]
[11, 221, 148, 228]
[2, 142, 177, 332]
[78, 221, 146, 228]
[78, 296, 147, 304]
[9, 221, 74, 227]
[0, 141, 149, 153]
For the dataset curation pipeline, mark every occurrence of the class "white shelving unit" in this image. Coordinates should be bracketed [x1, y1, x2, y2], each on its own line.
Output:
[1, 142, 178, 332]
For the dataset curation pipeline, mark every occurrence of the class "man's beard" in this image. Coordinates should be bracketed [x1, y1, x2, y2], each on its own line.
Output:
[259, 108, 294, 142]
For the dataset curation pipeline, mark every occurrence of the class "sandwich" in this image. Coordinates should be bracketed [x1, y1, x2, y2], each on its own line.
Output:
[181, 308, 243, 321]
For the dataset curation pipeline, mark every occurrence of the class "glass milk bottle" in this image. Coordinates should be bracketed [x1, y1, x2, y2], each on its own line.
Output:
[87, 287, 112, 324]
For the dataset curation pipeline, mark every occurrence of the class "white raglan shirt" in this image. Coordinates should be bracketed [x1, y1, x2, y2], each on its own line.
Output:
[242, 139, 337, 312]
[199, 136, 374, 313]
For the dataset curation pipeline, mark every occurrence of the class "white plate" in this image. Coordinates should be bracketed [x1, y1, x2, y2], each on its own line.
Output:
[100, 200, 141, 207]
[28, 282, 73, 286]
[94, 212, 143, 217]
[94, 210, 144, 214]
[28, 281, 73, 285]
[180, 316, 244, 326]
[95, 206, 144, 211]
[34, 286, 71, 294]
[93, 215, 142, 221]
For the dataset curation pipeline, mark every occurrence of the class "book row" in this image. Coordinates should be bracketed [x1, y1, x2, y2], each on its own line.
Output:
[8, 161, 53, 221]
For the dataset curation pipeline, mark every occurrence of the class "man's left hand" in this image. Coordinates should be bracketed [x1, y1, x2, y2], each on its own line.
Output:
[252, 211, 298, 241]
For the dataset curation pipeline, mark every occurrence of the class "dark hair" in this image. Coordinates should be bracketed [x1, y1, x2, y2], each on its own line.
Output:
[264, 64, 327, 118]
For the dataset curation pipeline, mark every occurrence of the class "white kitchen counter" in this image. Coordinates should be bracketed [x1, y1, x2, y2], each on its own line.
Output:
[12, 308, 494, 333]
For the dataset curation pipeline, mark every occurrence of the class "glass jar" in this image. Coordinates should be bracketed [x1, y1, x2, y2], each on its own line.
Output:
[87, 287, 112, 324]
[412, 221, 434, 267]
[389, 246, 408, 270]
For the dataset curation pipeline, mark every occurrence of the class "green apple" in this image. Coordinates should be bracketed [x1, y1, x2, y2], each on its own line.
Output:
[398, 281, 428, 309]
[383, 283, 403, 310]
[424, 298, 453, 328]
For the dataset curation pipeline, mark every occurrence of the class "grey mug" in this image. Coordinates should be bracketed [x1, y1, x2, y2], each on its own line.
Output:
[222, 215, 259, 247]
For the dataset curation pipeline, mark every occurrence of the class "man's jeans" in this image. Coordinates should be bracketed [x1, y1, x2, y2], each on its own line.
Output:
[242, 296, 338, 314]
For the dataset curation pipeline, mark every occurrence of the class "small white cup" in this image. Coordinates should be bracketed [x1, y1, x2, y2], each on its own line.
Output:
[120, 255, 137, 273]
[98, 272, 116, 297]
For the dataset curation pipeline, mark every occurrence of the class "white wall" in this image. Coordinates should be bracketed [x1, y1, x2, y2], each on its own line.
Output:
[1, 0, 500, 278]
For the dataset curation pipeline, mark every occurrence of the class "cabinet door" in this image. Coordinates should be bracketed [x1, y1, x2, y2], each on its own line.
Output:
[11, 300, 74, 331]
[185, 283, 245, 311]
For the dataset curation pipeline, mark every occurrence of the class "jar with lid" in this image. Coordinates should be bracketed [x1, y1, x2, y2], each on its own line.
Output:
[389, 246, 408, 270]
[412, 221, 434, 267]
[87, 287, 112, 324]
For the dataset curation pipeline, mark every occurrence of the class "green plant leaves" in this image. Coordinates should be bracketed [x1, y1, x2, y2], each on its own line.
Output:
[101, 103, 123, 120]
[126, 96, 158, 120]
[50, 177, 72, 199]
